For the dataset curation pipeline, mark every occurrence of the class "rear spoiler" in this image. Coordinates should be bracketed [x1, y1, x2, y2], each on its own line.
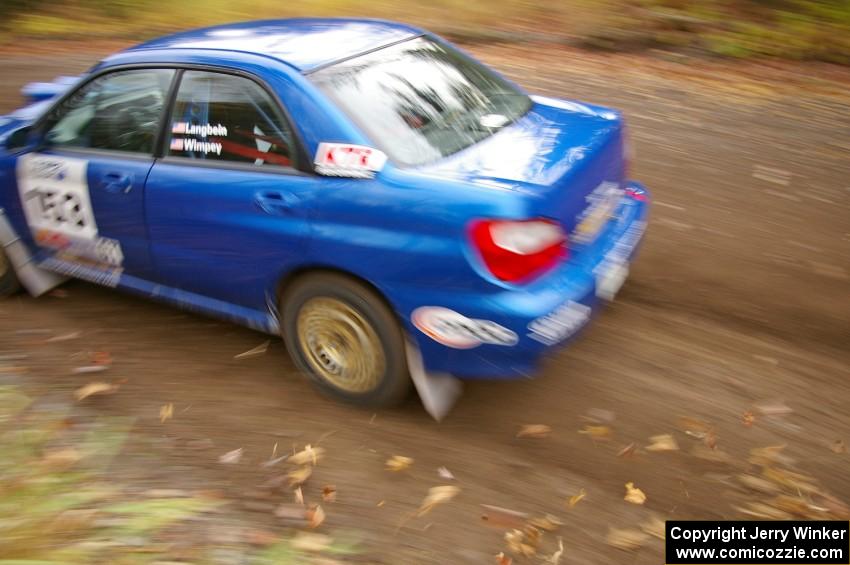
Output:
[21, 76, 80, 104]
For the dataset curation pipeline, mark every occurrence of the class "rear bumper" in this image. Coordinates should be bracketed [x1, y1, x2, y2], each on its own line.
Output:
[399, 181, 650, 379]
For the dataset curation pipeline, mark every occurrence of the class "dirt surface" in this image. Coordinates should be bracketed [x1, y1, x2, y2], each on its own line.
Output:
[1, 45, 849, 563]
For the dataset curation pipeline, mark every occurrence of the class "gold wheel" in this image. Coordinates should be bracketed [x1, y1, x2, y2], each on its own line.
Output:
[296, 297, 386, 393]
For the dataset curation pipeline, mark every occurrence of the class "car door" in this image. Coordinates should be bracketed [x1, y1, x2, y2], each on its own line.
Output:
[14, 68, 175, 283]
[145, 69, 320, 312]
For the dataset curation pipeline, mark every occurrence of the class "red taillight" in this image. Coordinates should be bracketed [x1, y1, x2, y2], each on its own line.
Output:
[469, 218, 568, 283]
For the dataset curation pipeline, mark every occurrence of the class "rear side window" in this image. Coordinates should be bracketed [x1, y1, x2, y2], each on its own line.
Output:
[310, 37, 531, 167]
[166, 71, 296, 169]
[44, 69, 174, 154]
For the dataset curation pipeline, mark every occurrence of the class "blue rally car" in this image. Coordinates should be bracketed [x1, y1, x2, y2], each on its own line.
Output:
[0, 18, 649, 408]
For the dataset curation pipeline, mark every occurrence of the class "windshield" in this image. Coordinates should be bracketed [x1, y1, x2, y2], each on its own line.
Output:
[310, 36, 532, 167]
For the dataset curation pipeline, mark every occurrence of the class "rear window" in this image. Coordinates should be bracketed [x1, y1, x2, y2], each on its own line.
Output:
[310, 37, 531, 167]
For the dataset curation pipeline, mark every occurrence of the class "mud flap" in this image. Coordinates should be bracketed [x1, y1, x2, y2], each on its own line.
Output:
[0, 208, 66, 296]
[405, 339, 463, 422]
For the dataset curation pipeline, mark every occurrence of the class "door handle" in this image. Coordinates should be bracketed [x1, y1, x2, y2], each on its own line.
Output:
[100, 172, 133, 194]
[254, 191, 295, 215]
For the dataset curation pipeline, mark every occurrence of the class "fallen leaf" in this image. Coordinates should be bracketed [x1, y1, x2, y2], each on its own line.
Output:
[376, 500, 385, 507]
[273, 503, 311, 527]
[495, 552, 512, 565]
[219, 448, 243, 464]
[417, 485, 460, 516]
[322, 485, 337, 502]
[737, 502, 792, 520]
[143, 488, 189, 497]
[763, 467, 819, 494]
[159, 403, 174, 423]
[811, 492, 850, 518]
[87, 351, 111, 365]
[15, 329, 52, 335]
[74, 381, 119, 401]
[754, 399, 793, 417]
[528, 514, 562, 531]
[72, 365, 109, 375]
[0, 353, 29, 361]
[386, 455, 414, 472]
[287, 466, 313, 487]
[517, 424, 551, 438]
[617, 442, 636, 458]
[46, 331, 81, 343]
[624, 482, 646, 505]
[290, 445, 324, 466]
[704, 430, 718, 450]
[480, 504, 529, 529]
[306, 504, 325, 528]
[524, 524, 542, 544]
[742, 411, 756, 427]
[583, 408, 615, 424]
[294, 487, 304, 505]
[234, 340, 270, 360]
[41, 448, 82, 468]
[607, 528, 649, 550]
[678, 416, 711, 438]
[544, 537, 564, 564]
[504, 529, 523, 553]
[437, 466, 455, 480]
[262, 454, 289, 468]
[646, 434, 679, 452]
[749, 444, 789, 467]
[504, 529, 537, 557]
[830, 440, 846, 454]
[737, 474, 780, 494]
[567, 488, 586, 508]
[691, 444, 731, 463]
[291, 531, 332, 552]
[641, 515, 666, 539]
[772, 494, 817, 517]
[578, 425, 611, 441]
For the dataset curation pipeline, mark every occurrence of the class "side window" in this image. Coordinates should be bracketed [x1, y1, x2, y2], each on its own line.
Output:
[166, 71, 297, 169]
[44, 69, 174, 154]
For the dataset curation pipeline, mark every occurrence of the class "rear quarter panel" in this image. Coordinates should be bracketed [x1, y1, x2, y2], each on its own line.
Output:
[303, 166, 530, 298]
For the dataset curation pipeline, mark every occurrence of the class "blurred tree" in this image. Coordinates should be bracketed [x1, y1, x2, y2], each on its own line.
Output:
[0, 0, 43, 20]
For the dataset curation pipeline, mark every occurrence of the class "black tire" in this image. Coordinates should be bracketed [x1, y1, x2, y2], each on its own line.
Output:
[281, 272, 412, 408]
[0, 247, 21, 298]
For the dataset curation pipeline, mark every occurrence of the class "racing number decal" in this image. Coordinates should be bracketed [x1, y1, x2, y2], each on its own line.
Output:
[29, 189, 88, 232]
[17, 154, 98, 241]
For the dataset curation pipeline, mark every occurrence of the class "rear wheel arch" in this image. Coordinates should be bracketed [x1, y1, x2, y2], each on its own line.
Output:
[276, 266, 413, 407]
[276, 265, 403, 328]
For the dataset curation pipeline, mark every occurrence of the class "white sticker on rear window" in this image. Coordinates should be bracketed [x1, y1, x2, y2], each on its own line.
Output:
[17, 154, 97, 241]
[314, 143, 387, 178]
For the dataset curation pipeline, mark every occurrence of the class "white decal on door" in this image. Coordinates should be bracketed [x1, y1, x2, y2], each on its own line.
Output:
[17, 154, 125, 281]
[17, 154, 98, 241]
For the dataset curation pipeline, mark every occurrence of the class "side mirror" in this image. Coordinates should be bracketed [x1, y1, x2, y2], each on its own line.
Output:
[5, 125, 34, 152]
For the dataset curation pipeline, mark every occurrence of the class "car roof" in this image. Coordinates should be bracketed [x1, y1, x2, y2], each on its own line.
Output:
[126, 18, 423, 72]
